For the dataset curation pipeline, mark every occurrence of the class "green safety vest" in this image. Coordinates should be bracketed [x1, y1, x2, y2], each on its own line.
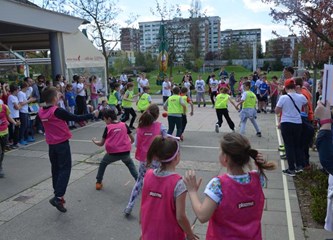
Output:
[108, 91, 118, 105]
[181, 95, 188, 113]
[137, 93, 150, 111]
[168, 95, 183, 114]
[122, 90, 133, 108]
[215, 93, 229, 109]
[243, 91, 256, 109]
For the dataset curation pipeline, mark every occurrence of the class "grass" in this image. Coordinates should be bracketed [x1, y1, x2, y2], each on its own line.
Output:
[131, 65, 282, 94]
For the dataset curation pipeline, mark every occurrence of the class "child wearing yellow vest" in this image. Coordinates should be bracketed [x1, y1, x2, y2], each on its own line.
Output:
[137, 86, 152, 113]
[214, 87, 238, 133]
[108, 83, 121, 114]
[163, 87, 186, 137]
[236, 81, 262, 137]
[121, 82, 137, 129]
[180, 87, 193, 141]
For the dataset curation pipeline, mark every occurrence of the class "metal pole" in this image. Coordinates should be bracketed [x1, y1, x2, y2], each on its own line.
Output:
[253, 42, 257, 72]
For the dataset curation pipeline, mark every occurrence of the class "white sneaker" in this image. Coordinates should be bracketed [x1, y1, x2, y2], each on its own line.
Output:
[215, 124, 219, 133]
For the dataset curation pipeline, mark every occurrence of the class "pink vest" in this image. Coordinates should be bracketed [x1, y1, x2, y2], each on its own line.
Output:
[141, 170, 185, 240]
[38, 106, 72, 145]
[0, 105, 8, 132]
[135, 122, 162, 162]
[206, 172, 264, 240]
[105, 122, 131, 154]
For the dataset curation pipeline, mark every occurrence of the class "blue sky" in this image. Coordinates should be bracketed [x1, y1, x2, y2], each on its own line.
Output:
[32, 0, 292, 51]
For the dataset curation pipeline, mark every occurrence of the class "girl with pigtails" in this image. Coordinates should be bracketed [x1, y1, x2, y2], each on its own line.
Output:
[184, 132, 276, 240]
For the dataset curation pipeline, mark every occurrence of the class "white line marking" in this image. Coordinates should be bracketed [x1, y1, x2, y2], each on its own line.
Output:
[275, 115, 295, 240]
[70, 139, 92, 143]
[124, 180, 131, 186]
[181, 145, 277, 152]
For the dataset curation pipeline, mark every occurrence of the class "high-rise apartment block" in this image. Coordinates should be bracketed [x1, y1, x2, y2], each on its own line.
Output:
[120, 28, 140, 52]
[265, 35, 297, 59]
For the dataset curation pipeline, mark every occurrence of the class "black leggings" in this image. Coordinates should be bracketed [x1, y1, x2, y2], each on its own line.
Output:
[76, 95, 87, 115]
[121, 108, 136, 127]
[216, 109, 235, 130]
[210, 91, 217, 105]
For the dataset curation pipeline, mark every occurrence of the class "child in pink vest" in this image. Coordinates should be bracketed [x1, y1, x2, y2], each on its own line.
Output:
[92, 109, 138, 190]
[124, 104, 166, 216]
[0, 90, 20, 178]
[39, 87, 99, 213]
[140, 137, 198, 240]
[184, 132, 276, 240]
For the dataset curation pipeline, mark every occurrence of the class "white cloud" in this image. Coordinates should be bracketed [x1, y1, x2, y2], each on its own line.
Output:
[242, 0, 274, 13]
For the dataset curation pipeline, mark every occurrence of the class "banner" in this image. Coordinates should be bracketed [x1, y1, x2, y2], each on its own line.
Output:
[322, 64, 333, 105]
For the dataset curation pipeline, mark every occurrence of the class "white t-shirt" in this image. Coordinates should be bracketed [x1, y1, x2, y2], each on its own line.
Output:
[8, 95, 19, 118]
[76, 83, 86, 96]
[276, 92, 307, 124]
[18, 91, 28, 113]
[162, 81, 171, 96]
[184, 81, 191, 91]
[255, 79, 263, 94]
[139, 78, 149, 89]
[210, 79, 219, 92]
[26, 86, 33, 98]
[136, 77, 141, 89]
[195, 79, 205, 93]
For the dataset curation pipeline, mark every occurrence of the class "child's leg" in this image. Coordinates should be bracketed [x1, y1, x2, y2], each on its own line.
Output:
[175, 116, 183, 137]
[202, 92, 206, 105]
[121, 154, 138, 180]
[19, 112, 28, 142]
[210, 92, 215, 105]
[126, 162, 147, 210]
[239, 111, 248, 134]
[196, 93, 200, 106]
[216, 109, 223, 127]
[167, 116, 176, 135]
[49, 141, 72, 198]
[222, 109, 235, 130]
[181, 114, 187, 134]
[0, 135, 7, 177]
[96, 153, 115, 183]
[121, 108, 130, 123]
[129, 108, 137, 127]
[249, 117, 261, 133]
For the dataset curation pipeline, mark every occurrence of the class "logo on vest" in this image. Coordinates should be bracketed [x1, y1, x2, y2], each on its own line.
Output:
[144, 132, 153, 136]
[238, 201, 255, 209]
[113, 128, 121, 132]
[41, 119, 48, 122]
[149, 191, 162, 199]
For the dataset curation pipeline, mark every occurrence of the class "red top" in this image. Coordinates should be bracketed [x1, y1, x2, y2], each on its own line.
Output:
[38, 106, 72, 145]
[0, 104, 9, 132]
[135, 121, 161, 161]
[206, 172, 264, 240]
[141, 170, 185, 240]
[104, 122, 132, 154]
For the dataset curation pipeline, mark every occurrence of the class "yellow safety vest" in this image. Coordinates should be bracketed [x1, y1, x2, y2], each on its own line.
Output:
[122, 90, 133, 108]
[181, 95, 189, 113]
[108, 91, 118, 105]
[168, 95, 183, 114]
[243, 91, 256, 109]
[137, 93, 150, 111]
[215, 93, 229, 109]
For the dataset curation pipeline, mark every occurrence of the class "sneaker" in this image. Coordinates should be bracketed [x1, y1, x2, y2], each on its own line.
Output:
[280, 154, 287, 160]
[257, 110, 261, 113]
[295, 167, 304, 173]
[0, 169, 4, 178]
[256, 132, 262, 137]
[262, 109, 267, 114]
[38, 130, 44, 134]
[278, 145, 285, 151]
[49, 197, 67, 213]
[124, 206, 133, 216]
[19, 140, 28, 145]
[282, 169, 296, 177]
[27, 136, 35, 142]
[10, 144, 19, 149]
[203, 103, 206, 107]
[96, 182, 103, 190]
[215, 124, 219, 133]
[198, 105, 200, 108]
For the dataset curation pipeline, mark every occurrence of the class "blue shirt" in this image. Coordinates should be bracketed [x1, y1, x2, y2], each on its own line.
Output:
[65, 91, 76, 107]
[250, 80, 256, 93]
[259, 82, 269, 96]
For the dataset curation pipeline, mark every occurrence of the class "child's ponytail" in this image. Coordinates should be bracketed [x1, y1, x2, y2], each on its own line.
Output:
[249, 149, 276, 179]
[138, 104, 159, 128]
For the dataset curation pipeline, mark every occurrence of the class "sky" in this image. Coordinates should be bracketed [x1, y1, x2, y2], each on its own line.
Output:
[117, 0, 292, 51]
[32, 0, 293, 52]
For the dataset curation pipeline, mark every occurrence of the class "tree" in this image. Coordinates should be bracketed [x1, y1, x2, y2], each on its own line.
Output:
[262, 0, 333, 47]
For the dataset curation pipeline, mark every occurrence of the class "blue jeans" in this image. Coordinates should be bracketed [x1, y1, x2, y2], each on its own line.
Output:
[19, 112, 29, 141]
[49, 141, 72, 198]
[96, 152, 138, 183]
[281, 122, 303, 171]
[239, 108, 260, 134]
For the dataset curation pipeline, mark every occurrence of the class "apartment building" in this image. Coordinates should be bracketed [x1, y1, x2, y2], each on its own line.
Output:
[265, 35, 298, 59]
[120, 28, 141, 52]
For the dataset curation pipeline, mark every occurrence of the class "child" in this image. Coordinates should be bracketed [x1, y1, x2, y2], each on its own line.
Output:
[163, 87, 186, 138]
[180, 87, 194, 141]
[38, 87, 98, 212]
[183, 132, 276, 240]
[56, 83, 66, 110]
[98, 100, 110, 111]
[89, 75, 99, 111]
[65, 84, 76, 129]
[108, 83, 121, 115]
[137, 86, 152, 113]
[214, 87, 238, 133]
[92, 108, 138, 190]
[195, 75, 206, 107]
[140, 137, 198, 240]
[258, 76, 269, 113]
[121, 82, 137, 129]
[236, 81, 262, 137]
[0, 90, 20, 178]
[183, 75, 192, 98]
[124, 104, 167, 216]
[209, 74, 219, 107]
[8, 84, 21, 148]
